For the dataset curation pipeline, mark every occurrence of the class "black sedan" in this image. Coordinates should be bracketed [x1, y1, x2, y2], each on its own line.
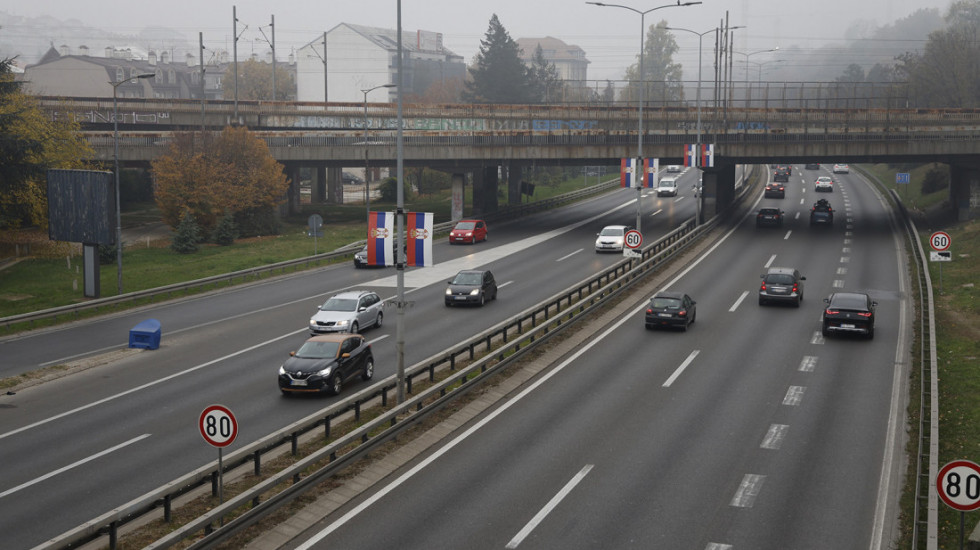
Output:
[756, 207, 784, 227]
[822, 292, 877, 339]
[764, 182, 785, 198]
[445, 269, 498, 306]
[644, 292, 697, 331]
[278, 334, 374, 395]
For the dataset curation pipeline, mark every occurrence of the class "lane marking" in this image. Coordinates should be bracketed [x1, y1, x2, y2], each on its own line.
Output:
[783, 386, 806, 406]
[0, 434, 151, 498]
[764, 254, 777, 268]
[833, 280, 845, 288]
[799, 356, 818, 372]
[783, 230, 792, 240]
[731, 474, 766, 507]
[505, 464, 594, 548]
[729, 291, 749, 312]
[811, 331, 825, 345]
[556, 249, 583, 262]
[761, 424, 790, 450]
[706, 544, 733, 550]
[663, 350, 700, 387]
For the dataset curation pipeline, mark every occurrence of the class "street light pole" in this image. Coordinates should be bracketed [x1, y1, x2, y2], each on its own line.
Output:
[587, 1, 701, 233]
[112, 72, 154, 295]
[362, 83, 396, 223]
[734, 47, 779, 82]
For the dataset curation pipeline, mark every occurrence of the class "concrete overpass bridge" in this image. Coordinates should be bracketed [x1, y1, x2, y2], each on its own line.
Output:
[40, 96, 980, 220]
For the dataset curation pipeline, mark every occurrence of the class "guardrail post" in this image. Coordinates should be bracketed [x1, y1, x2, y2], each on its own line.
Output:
[291, 433, 298, 455]
[211, 472, 218, 497]
[355, 401, 361, 421]
[164, 494, 172, 522]
[109, 521, 118, 549]
[254, 451, 261, 476]
[324, 416, 331, 439]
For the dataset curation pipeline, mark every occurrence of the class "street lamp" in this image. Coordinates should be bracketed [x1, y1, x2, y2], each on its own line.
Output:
[734, 47, 779, 82]
[587, 0, 702, 233]
[112, 71, 155, 295]
[362, 83, 396, 222]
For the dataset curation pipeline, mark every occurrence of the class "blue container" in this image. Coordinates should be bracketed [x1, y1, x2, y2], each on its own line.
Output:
[129, 319, 162, 350]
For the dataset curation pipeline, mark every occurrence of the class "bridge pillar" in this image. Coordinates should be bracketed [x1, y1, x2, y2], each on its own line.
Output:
[284, 163, 302, 215]
[950, 163, 980, 221]
[312, 165, 326, 204]
[327, 166, 343, 204]
[474, 165, 499, 215]
[451, 173, 465, 221]
[506, 161, 525, 206]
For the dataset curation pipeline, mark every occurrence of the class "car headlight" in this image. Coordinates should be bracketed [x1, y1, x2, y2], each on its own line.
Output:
[469, 289, 480, 296]
[316, 366, 332, 377]
[335, 319, 349, 327]
[309, 319, 316, 328]
[445, 288, 452, 295]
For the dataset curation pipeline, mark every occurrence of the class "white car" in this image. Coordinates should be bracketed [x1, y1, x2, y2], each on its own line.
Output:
[832, 163, 849, 174]
[667, 165, 682, 173]
[814, 176, 834, 192]
[656, 177, 678, 197]
[595, 225, 630, 252]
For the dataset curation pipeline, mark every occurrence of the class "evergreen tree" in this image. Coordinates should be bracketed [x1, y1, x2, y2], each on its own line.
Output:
[171, 209, 200, 254]
[462, 15, 534, 104]
[528, 45, 565, 103]
[211, 212, 238, 245]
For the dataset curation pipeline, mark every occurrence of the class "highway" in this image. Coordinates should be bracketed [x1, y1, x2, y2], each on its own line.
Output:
[1, 169, 705, 549]
[281, 165, 911, 550]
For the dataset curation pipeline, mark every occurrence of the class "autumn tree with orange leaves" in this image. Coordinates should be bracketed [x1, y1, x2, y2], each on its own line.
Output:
[152, 127, 289, 241]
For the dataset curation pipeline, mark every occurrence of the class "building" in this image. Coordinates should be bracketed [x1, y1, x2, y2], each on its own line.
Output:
[295, 23, 465, 103]
[515, 36, 590, 85]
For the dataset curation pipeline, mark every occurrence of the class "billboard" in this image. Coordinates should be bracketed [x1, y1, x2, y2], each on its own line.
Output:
[47, 169, 115, 245]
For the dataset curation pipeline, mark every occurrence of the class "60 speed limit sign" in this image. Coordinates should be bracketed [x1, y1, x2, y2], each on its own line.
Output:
[624, 229, 643, 249]
[199, 405, 238, 448]
[930, 231, 951, 252]
[937, 460, 980, 511]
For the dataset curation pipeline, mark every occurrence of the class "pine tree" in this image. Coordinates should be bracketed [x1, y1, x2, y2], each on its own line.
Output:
[462, 15, 533, 104]
[211, 212, 238, 246]
[528, 45, 565, 103]
[171, 209, 200, 254]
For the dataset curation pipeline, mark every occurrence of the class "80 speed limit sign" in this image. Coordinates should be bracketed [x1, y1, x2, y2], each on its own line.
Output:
[199, 404, 238, 448]
[937, 460, 980, 511]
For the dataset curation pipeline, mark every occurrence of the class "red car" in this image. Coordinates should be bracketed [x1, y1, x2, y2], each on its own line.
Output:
[449, 219, 488, 244]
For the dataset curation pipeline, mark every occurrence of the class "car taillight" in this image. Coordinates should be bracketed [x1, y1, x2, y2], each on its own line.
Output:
[792, 284, 798, 292]
[825, 309, 838, 314]
[857, 312, 872, 317]
[760, 283, 767, 291]
[646, 308, 653, 314]
[678, 310, 687, 316]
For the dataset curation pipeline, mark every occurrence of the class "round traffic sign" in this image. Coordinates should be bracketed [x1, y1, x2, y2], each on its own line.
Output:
[624, 229, 643, 249]
[930, 231, 951, 252]
[199, 405, 238, 448]
[937, 460, 980, 511]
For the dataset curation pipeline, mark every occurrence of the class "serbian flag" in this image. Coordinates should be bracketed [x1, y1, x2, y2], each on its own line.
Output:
[683, 144, 697, 167]
[367, 211, 394, 266]
[700, 143, 715, 168]
[620, 157, 637, 188]
[405, 212, 433, 267]
[643, 158, 659, 188]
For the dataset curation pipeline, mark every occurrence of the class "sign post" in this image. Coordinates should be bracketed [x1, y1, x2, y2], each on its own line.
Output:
[308, 214, 324, 255]
[200, 405, 238, 520]
[930, 231, 952, 294]
[937, 460, 980, 549]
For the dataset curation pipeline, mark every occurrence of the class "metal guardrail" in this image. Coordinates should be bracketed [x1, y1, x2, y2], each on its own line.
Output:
[0, 180, 618, 332]
[36, 169, 752, 550]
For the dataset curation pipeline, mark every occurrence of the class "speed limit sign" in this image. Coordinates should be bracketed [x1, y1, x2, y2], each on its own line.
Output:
[199, 405, 238, 448]
[624, 229, 643, 249]
[937, 460, 980, 511]
[930, 231, 951, 252]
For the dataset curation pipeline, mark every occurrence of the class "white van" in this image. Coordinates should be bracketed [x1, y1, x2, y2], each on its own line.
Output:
[656, 177, 678, 197]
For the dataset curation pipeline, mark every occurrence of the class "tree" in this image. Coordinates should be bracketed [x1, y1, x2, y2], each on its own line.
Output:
[528, 45, 565, 103]
[211, 212, 238, 245]
[171, 209, 200, 253]
[621, 21, 684, 105]
[152, 127, 289, 237]
[222, 58, 296, 101]
[462, 15, 534, 103]
[0, 57, 93, 230]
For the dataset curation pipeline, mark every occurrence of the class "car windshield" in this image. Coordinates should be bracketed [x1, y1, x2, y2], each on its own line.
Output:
[652, 297, 682, 309]
[660, 181, 675, 187]
[760, 209, 779, 215]
[452, 272, 483, 285]
[600, 227, 624, 236]
[831, 295, 868, 310]
[321, 298, 357, 311]
[295, 340, 340, 359]
[766, 274, 796, 284]
[454, 222, 476, 230]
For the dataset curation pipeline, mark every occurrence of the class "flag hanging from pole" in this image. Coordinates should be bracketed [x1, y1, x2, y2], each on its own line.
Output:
[643, 158, 659, 188]
[620, 157, 637, 188]
[405, 212, 433, 267]
[684, 144, 696, 167]
[700, 143, 715, 168]
[367, 211, 394, 266]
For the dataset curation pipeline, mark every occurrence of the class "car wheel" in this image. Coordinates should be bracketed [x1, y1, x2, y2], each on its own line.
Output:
[645, 323, 652, 330]
[794, 297, 801, 308]
[280, 389, 291, 397]
[691, 311, 696, 324]
[350, 321, 359, 334]
[759, 297, 766, 306]
[867, 326, 875, 340]
[822, 325, 831, 337]
[362, 359, 374, 381]
[328, 373, 343, 395]
[479, 293, 485, 306]
[375, 312, 383, 329]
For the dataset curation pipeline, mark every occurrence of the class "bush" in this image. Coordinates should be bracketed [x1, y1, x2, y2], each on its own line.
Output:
[234, 207, 280, 238]
[378, 177, 413, 202]
[98, 244, 117, 264]
[211, 213, 238, 245]
[171, 210, 200, 254]
[922, 164, 949, 194]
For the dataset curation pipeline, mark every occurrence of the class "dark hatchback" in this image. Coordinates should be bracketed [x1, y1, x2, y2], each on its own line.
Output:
[445, 269, 498, 306]
[822, 292, 877, 339]
[764, 182, 786, 198]
[644, 291, 697, 330]
[756, 207, 784, 227]
[810, 200, 834, 226]
[279, 334, 374, 395]
[773, 168, 790, 182]
[759, 267, 805, 306]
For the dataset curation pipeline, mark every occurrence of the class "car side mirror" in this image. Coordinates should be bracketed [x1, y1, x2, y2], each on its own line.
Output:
[289, 351, 296, 356]
[341, 352, 351, 358]
[800, 276, 806, 280]
[824, 298, 831, 304]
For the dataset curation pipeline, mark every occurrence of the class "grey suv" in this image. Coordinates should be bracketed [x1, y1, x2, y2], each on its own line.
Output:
[759, 267, 806, 307]
[309, 290, 384, 334]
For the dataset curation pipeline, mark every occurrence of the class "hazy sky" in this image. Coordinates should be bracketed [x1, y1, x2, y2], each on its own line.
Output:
[3, 0, 953, 81]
